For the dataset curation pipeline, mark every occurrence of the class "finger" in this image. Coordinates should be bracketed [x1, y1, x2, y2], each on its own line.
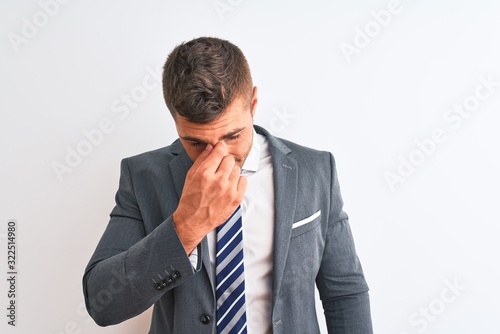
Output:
[200, 141, 228, 173]
[236, 175, 247, 199]
[216, 155, 236, 178]
[228, 163, 241, 184]
[191, 143, 213, 172]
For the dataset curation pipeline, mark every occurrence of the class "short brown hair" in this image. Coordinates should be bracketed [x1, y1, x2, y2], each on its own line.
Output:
[162, 37, 253, 124]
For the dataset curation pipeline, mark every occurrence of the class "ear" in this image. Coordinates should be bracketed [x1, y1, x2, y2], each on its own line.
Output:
[250, 86, 258, 117]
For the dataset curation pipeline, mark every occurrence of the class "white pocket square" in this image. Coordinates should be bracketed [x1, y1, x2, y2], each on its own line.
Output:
[292, 210, 321, 229]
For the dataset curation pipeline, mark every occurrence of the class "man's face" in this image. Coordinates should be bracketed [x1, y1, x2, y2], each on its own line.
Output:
[175, 87, 258, 167]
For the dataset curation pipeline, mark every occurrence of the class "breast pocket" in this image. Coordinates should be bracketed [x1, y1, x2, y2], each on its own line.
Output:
[290, 210, 321, 238]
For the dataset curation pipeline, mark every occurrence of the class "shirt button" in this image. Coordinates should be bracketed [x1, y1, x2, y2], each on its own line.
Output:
[200, 315, 211, 324]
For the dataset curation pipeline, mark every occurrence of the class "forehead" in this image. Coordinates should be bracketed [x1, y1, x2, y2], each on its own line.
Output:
[175, 96, 250, 136]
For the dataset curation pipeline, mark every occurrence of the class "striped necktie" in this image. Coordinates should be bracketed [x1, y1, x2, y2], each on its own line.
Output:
[215, 205, 247, 334]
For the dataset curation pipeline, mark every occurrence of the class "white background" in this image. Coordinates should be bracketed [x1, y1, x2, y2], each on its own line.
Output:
[1, 0, 499, 333]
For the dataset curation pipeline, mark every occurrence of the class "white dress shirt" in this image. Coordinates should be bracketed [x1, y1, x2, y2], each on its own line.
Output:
[189, 129, 274, 333]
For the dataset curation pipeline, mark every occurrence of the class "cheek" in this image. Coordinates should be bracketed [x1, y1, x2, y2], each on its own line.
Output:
[228, 138, 252, 158]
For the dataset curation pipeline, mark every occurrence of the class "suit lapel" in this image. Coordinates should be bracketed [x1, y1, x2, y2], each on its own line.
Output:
[255, 126, 298, 308]
[168, 140, 192, 198]
[200, 237, 215, 293]
[168, 140, 215, 294]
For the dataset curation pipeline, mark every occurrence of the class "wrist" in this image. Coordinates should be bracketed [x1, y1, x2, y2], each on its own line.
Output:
[172, 210, 199, 255]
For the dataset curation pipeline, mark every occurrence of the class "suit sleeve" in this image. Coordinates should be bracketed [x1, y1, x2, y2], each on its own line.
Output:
[315, 153, 373, 333]
[82, 159, 201, 326]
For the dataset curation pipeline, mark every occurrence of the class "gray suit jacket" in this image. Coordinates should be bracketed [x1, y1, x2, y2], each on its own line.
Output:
[83, 125, 372, 333]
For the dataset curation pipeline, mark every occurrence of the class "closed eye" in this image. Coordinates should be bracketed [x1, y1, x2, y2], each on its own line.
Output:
[183, 129, 243, 147]
[189, 141, 203, 147]
[226, 134, 240, 141]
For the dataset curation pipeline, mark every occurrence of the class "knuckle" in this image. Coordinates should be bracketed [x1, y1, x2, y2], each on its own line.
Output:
[224, 155, 235, 165]
[235, 196, 243, 205]
[200, 169, 212, 180]
[214, 176, 226, 189]
[213, 150, 224, 159]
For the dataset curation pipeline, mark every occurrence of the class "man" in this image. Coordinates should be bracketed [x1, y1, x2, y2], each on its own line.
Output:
[83, 37, 372, 333]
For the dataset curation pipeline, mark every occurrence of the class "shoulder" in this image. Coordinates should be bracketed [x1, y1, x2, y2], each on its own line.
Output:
[121, 139, 184, 170]
[281, 137, 331, 161]
[256, 125, 334, 167]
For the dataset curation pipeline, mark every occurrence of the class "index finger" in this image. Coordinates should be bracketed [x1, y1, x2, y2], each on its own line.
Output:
[199, 141, 229, 174]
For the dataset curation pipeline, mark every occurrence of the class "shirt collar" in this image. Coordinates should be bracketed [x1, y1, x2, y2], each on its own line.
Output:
[241, 128, 260, 173]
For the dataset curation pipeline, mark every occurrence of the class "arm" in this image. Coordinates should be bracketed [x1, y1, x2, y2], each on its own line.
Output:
[315, 154, 373, 333]
[83, 142, 246, 326]
[82, 159, 198, 326]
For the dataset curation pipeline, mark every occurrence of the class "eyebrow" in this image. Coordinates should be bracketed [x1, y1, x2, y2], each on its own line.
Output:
[180, 126, 246, 144]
